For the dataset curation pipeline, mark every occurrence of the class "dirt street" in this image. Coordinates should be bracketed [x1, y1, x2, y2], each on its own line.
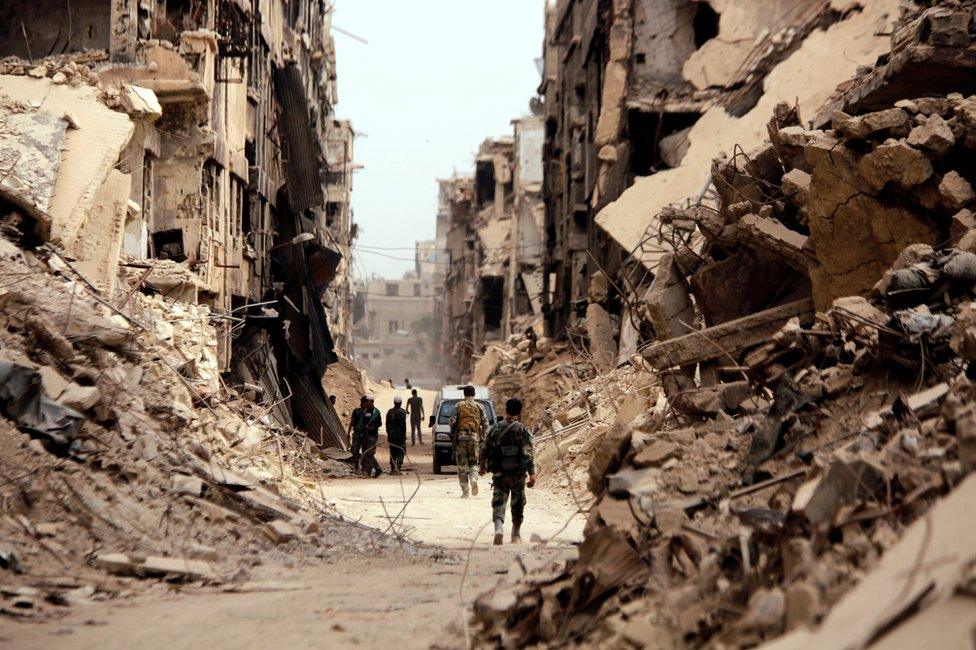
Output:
[2, 389, 583, 650]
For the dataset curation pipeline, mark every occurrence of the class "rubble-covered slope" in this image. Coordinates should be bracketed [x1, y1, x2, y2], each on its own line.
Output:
[0, 239, 422, 620]
[472, 92, 976, 650]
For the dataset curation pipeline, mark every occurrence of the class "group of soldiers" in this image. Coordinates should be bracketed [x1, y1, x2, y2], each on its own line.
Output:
[345, 385, 536, 545]
[346, 389, 426, 477]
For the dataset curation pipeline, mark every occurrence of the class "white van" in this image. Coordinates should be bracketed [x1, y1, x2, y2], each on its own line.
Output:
[429, 385, 497, 474]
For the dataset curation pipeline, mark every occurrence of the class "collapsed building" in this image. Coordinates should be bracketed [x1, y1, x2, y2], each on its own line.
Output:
[0, 0, 356, 447]
[539, 0, 897, 339]
[439, 116, 547, 380]
[473, 1, 976, 647]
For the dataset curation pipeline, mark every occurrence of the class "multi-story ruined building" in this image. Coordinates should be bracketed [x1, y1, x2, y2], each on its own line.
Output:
[539, 0, 860, 336]
[438, 117, 547, 380]
[0, 0, 356, 447]
[323, 118, 357, 353]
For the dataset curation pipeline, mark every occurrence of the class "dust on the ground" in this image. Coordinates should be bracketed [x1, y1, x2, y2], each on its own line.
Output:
[2, 408, 583, 650]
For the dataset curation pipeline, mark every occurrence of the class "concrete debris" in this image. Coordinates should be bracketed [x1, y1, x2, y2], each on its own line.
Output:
[0, 234, 411, 621]
[471, 3, 976, 647]
[93, 553, 218, 582]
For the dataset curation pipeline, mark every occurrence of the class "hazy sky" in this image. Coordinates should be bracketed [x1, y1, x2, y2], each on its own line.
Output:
[333, 0, 545, 280]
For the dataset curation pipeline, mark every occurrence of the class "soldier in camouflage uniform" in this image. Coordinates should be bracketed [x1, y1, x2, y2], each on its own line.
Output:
[480, 397, 535, 544]
[449, 385, 489, 498]
[349, 395, 382, 477]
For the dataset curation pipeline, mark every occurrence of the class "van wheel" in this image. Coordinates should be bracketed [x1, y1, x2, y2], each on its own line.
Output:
[433, 457, 441, 475]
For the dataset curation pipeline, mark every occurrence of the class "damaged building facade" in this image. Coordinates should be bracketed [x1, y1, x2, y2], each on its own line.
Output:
[475, 2, 976, 648]
[439, 117, 546, 380]
[0, 0, 356, 447]
[539, 0, 869, 338]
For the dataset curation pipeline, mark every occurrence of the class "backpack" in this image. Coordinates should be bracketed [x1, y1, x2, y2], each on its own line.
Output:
[457, 400, 482, 432]
[490, 422, 526, 474]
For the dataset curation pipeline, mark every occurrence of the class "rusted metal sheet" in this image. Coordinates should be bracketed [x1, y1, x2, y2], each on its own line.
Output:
[273, 63, 325, 213]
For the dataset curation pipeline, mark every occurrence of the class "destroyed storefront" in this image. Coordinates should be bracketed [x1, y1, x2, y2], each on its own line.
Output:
[0, 0, 355, 447]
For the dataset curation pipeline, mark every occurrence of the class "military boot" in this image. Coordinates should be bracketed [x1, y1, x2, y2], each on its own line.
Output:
[470, 477, 479, 496]
[460, 477, 470, 498]
[511, 523, 522, 544]
[493, 520, 504, 545]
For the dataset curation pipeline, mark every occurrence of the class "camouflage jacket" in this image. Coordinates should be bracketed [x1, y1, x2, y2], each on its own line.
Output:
[482, 418, 534, 475]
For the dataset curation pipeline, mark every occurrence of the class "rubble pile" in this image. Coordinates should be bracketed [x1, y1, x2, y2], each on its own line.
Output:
[471, 89, 976, 648]
[476, 329, 659, 498]
[0, 239, 415, 620]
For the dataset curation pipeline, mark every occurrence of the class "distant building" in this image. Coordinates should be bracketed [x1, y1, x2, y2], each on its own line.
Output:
[437, 117, 546, 380]
[352, 250, 445, 389]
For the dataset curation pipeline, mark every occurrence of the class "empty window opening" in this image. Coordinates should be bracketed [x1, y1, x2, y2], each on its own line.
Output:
[155, 0, 207, 44]
[142, 154, 155, 235]
[693, 2, 720, 49]
[0, 0, 110, 58]
[326, 201, 341, 228]
[475, 161, 496, 206]
[386, 283, 399, 297]
[153, 229, 187, 262]
[481, 277, 504, 331]
[514, 277, 532, 316]
[628, 110, 702, 177]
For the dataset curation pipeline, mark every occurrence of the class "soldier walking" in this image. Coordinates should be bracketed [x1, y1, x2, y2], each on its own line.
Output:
[350, 395, 383, 478]
[386, 396, 408, 475]
[347, 396, 368, 473]
[449, 385, 488, 498]
[481, 397, 535, 545]
[406, 389, 425, 446]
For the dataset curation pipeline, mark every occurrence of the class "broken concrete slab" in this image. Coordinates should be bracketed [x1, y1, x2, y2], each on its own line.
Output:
[633, 440, 680, 468]
[791, 456, 888, 528]
[766, 475, 976, 650]
[781, 168, 811, 204]
[643, 299, 814, 370]
[0, 108, 67, 218]
[58, 383, 101, 412]
[94, 552, 219, 582]
[171, 474, 203, 497]
[265, 519, 301, 543]
[0, 75, 134, 244]
[737, 215, 817, 270]
[805, 137, 938, 307]
[644, 254, 696, 340]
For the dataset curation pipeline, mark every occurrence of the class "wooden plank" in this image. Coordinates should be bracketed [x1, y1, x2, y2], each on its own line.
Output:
[642, 298, 814, 369]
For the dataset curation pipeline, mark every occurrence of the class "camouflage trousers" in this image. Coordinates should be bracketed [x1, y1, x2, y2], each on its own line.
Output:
[455, 435, 479, 482]
[491, 473, 527, 525]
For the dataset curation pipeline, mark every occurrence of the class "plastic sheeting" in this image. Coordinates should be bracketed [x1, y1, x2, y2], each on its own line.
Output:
[0, 359, 84, 452]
